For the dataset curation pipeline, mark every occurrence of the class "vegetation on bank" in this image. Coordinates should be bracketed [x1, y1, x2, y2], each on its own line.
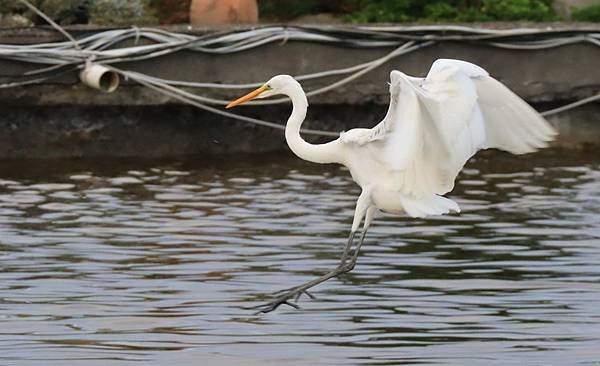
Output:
[0, 0, 598, 26]
[345, 0, 559, 22]
[571, 4, 600, 21]
[259, 0, 600, 23]
[0, 0, 183, 26]
[258, 0, 560, 22]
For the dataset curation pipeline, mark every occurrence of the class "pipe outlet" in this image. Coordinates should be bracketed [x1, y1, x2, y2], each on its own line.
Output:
[80, 64, 119, 93]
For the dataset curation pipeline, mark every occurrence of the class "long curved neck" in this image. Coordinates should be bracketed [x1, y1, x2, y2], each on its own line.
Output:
[284, 84, 341, 164]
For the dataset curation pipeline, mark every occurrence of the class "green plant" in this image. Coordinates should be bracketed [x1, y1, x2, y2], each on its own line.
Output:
[1, 0, 91, 25]
[423, 2, 460, 21]
[89, 0, 158, 25]
[0, 0, 23, 14]
[39, 0, 92, 24]
[483, 0, 558, 21]
[572, 4, 600, 21]
[345, 0, 559, 23]
[345, 0, 416, 23]
[258, 0, 360, 21]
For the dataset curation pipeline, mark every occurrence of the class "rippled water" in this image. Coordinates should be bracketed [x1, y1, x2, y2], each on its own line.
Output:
[1, 149, 599, 365]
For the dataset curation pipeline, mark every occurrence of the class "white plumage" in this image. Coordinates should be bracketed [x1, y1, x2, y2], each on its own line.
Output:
[339, 59, 556, 219]
[227, 58, 557, 312]
[229, 57, 556, 225]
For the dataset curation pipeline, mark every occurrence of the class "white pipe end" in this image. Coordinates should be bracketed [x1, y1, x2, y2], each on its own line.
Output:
[80, 64, 119, 93]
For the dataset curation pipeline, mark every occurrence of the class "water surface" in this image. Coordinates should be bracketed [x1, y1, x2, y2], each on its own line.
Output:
[1, 149, 599, 365]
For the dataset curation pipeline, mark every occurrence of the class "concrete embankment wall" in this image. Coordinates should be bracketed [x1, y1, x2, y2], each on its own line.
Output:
[0, 24, 599, 158]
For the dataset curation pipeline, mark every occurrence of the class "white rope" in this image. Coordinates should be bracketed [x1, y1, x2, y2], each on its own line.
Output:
[1, 1, 599, 136]
[541, 93, 600, 117]
[117, 68, 339, 137]
[16, 0, 80, 50]
[105, 41, 422, 107]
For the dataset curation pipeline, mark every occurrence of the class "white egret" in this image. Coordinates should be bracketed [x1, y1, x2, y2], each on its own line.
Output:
[227, 58, 557, 313]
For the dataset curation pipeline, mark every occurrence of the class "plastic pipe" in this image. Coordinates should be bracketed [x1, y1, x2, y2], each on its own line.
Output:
[80, 63, 119, 93]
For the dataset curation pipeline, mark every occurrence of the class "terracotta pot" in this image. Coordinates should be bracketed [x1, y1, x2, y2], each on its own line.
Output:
[190, 0, 258, 25]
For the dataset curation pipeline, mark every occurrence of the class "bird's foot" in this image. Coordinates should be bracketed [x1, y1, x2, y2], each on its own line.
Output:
[250, 263, 358, 314]
[273, 286, 316, 299]
[251, 286, 316, 314]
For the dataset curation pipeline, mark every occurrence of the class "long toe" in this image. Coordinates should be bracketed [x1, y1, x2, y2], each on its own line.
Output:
[253, 297, 301, 314]
[272, 285, 301, 296]
[294, 289, 316, 301]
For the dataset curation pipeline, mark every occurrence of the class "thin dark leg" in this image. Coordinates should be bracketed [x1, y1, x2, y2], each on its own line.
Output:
[251, 229, 368, 314]
[340, 231, 356, 265]
[346, 228, 368, 271]
[271, 231, 356, 298]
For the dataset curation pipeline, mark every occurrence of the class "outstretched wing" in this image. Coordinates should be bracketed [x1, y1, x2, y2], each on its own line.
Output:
[343, 58, 557, 197]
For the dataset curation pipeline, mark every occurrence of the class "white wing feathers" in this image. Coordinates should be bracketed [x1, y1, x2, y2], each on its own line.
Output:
[342, 59, 557, 198]
[475, 76, 557, 154]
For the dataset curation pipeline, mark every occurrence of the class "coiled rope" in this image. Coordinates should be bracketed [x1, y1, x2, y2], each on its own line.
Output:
[1, 0, 598, 136]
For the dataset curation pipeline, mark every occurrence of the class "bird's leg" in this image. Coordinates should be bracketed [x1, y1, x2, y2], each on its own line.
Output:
[345, 228, 368, 271]
[270, 231, 357, 296]
[339, 231, 357, 266]
[253, 228, 373, 314]
[251, 233, 362, 314]
[251, 195, 374, 314]
[339, 206, 376, 272]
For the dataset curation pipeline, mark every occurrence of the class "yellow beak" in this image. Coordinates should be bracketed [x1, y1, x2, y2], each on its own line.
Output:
[226, 85, 268, 109]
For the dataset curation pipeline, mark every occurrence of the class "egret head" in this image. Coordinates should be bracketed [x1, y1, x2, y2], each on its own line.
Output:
[226, 75, 297, 108]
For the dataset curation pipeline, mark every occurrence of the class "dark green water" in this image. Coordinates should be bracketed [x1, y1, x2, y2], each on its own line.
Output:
[0, 149, 599, 365]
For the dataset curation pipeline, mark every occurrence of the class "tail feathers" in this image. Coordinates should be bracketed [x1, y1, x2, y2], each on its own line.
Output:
[401, 194, 460, 218]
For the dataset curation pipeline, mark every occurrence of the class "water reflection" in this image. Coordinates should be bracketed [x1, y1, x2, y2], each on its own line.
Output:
[0, 149, 599, 365]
